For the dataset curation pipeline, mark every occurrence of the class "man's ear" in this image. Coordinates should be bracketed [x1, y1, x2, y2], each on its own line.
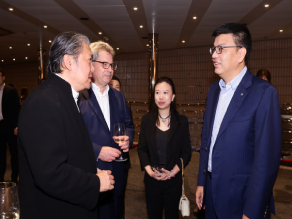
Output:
[238, 47, 247, 64]
[62, 54, 73, 71]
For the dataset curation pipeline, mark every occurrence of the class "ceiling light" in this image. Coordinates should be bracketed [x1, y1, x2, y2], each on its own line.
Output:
[27, 44, 30, 46]
[182, 40, 185, 43]
[133, 7, 138, 10]
[147, 44, 149, 46]
[9, 8, 13, 11]
[264, 4, 269, 7]
[9, 47, 12, 49]
[279, 30, 283, 32]
[193, 16, 197, 19]
[44, 25, 47, 28]
[25, 57, 28, 59]
[13, 58, 15, 61]
[117, 48, 119, 50]
[49, 40, 52, 43]
[140, 25, 143, 28]
[1, 60, 4, 62]
[99, 32, 102, 35]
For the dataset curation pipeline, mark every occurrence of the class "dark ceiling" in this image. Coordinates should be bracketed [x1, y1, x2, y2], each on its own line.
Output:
[0, 0, 292, 64]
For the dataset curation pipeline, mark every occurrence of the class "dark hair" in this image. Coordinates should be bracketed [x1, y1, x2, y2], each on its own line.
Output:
[151, 77, 178, 126]
[212, 23, 252, 64]
[256, 69, 271, 83]
[47, 31, 90, 74]
[111, 75, 121, 86]
[0, 68, 4, 76]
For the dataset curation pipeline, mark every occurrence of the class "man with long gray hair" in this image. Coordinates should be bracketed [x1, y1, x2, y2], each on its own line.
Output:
[18, 31, 115, 219]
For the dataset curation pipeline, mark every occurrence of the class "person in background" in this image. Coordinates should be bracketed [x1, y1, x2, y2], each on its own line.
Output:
[18, 32, 114, 219]
[20, 87, 29, 105]
[109, 75, 121, 91]
[109, 75, 132, 219]
[196, 23, 282, 219]
[256, 69, 271, 83]
[137, 77, 192, 219]
[79, 41, 134, 219]
[0, 68, 20, 183]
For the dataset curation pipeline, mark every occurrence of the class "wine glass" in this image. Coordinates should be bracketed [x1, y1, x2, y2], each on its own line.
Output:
[113, 123, 128, 162]
[0, 182, 20, 219]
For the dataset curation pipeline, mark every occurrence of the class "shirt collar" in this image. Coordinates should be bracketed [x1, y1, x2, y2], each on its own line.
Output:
[54, 73, 79, 101]
[219, 66, 247, 92]
[0, 83, 5, 91]
[91, 82, 109, 97]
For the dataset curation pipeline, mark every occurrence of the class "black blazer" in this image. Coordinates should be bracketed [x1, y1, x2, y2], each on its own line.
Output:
[137, 112, 192, 172]
[1, 85, 20, 130]
[18, 73, 100, 219]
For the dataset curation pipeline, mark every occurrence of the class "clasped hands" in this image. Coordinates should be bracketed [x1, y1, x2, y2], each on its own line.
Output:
[98, 136, 130, 162]
[150, 168, 173, 181]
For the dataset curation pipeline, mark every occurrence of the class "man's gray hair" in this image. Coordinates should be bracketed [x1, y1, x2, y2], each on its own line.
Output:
[47, 31, 90, 74]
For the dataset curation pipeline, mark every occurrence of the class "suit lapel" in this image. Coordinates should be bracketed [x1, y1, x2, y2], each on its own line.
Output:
[215, 71, 252, 143]
[167, 114, 179, 145]
[108, 88, 117, 134]
[2, 86, 8, 106]
[86, 88, 110, 132]
[207, 86, 220, 147]
[149, 118, 160, 163]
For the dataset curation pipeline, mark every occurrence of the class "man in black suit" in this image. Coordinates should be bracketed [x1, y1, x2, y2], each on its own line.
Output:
[0, 68, 20, 183]
[18, 32, 115, 219]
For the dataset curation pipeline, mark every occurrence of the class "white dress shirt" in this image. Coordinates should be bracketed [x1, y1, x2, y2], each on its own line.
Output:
[91, 83, 110, 130]
[0, 84, 5, 120]
[208, 66, 247, 172]
[54, 74, 80, 112]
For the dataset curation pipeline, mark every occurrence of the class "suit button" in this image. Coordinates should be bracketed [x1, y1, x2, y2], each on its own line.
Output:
[205, 147, 207, 151]
[203, 169, 206, 174]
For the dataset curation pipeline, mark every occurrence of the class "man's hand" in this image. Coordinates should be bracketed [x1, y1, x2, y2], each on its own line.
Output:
[196, 186, 204, 210]
[114, 136, 130, 152]
[99, 146, 121, 162]
[14, 128, 18, 136]
[97, 170, 114, 192]
[242, 214, 249, 219]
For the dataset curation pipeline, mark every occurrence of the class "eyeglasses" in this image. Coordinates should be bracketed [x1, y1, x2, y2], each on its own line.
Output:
[93, 60, 117, 70]
[209, 46, 242, 55]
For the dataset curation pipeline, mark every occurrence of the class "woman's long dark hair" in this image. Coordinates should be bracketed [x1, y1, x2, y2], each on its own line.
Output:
[150, 77, 179, 126]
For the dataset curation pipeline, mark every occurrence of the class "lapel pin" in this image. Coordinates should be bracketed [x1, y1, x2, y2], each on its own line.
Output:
[241, 93, 243, 96]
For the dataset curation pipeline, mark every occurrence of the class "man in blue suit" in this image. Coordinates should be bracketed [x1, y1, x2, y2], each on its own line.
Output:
[79, 41, 134, 219]
[196, 23, 282, 219]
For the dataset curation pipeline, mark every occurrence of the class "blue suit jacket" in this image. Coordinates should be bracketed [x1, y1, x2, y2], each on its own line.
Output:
[79, 87, 134, 196]
[197, 69, 282, 219]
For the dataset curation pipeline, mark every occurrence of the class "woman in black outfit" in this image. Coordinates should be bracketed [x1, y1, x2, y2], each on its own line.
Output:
[137, 77, 192, 219]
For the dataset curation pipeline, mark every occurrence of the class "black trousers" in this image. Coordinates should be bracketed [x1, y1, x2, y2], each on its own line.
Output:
[0, 121, 18, 182]
[144, 172, 182, 219]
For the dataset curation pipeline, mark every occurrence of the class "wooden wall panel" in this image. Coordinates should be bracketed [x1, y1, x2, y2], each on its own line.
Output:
[1, 37, 291, 105]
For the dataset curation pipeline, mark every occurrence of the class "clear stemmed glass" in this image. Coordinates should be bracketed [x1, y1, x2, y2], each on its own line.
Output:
[0, 182, 20, 219]
[113, 123, 128, 162]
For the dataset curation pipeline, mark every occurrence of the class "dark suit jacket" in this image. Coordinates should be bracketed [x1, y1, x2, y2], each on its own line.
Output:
[197, 69, 282, 219]
[79, 87, 134, 197]
[18, 73, 100, 219]
[1, 85, 20, 130]
[137, 112, 192, 172]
